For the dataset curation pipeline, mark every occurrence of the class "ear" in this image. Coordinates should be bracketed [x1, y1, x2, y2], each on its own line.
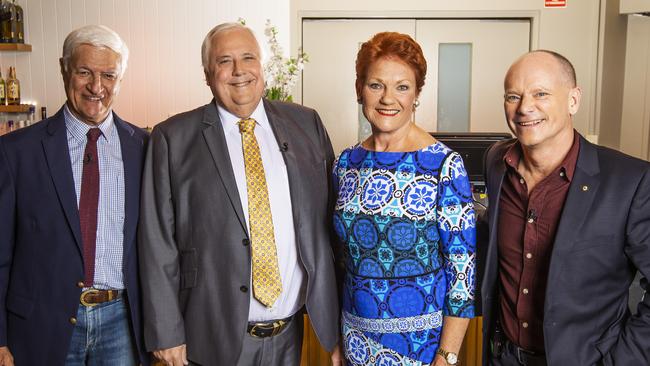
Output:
[59, 58, 66, 76]
[204, 68, 210, 86]
[568, 86, 582, 116]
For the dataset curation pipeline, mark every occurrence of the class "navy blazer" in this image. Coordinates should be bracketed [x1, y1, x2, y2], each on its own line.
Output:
[0, 108, 149, 365]
[481, 134, 650, 365]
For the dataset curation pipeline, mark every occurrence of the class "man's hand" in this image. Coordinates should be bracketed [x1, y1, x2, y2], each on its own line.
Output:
[0, 347, 14, 366]
[330, 342, 346, 366]
[153, 344, 188, 366]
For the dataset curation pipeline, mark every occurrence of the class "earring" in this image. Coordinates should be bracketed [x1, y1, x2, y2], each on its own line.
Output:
[413, 100, 420, 108]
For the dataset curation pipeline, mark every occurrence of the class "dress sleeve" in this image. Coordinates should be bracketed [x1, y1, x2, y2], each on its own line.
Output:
[436, 151, 476, 318]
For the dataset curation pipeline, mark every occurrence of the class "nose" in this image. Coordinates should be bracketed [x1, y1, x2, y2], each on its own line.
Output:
[379, 88, 395, 105]
[517, 94, 534, 115]
[232, 60, 244, 76]
[87, 74, 103, 94]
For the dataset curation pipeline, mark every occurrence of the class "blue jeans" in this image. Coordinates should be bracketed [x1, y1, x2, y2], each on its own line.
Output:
[64, 297, 138, 366]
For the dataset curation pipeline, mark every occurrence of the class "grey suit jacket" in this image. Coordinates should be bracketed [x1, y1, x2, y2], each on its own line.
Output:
[481, 134, 650, 365]
[138, 99, 339, 365]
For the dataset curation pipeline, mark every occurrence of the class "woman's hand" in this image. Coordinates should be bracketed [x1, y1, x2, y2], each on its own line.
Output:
[331, 342, 346, 366]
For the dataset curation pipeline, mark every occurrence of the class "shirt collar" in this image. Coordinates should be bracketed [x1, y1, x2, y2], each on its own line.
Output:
[63, 103, 116, 143]
[216, 100, 270, 135]
[503, 129, 580, 182]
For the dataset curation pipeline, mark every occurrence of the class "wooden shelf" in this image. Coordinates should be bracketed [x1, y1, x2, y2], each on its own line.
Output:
[0, 43, 32, 52]
[0, 104, 32, 113]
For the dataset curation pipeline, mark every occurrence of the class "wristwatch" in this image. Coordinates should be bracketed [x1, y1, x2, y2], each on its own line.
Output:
[436, 347, 459, 365]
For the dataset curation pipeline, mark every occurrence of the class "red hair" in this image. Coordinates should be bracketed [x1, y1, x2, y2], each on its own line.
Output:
[355, 32, 427, 99]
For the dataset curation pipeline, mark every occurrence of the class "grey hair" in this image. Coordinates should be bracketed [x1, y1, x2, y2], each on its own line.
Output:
[201, 22, 259, 72]
[61, 25, 129, 77]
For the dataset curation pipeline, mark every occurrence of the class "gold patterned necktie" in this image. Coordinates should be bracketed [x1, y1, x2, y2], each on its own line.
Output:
[238, 118, 283, 307]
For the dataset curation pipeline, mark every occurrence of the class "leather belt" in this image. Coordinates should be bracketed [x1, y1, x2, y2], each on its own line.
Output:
[505, 340, 546, 365]
[247, 315, 293, 338]
[80, 289, 122, 307]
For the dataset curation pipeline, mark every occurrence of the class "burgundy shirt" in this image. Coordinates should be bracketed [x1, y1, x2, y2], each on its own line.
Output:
[497, 132, 580, 352]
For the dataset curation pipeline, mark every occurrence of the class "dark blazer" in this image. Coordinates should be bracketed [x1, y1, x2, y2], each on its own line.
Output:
[481, 134, 650, 365]
[0, 108, 149, 365]
[138, 99, 339, 365]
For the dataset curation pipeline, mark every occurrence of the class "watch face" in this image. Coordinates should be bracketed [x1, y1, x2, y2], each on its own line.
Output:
[446, 353, 458, 364]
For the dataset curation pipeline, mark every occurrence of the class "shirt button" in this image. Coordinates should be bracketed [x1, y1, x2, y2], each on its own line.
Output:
[522, 322, 529, 328]
[519, 178, 525, 184]
[560, 171, 565, 177]
[69, 317, 77, 325]
[527, 218, 534, 224]
[77, 281, 84, 288]
[526, 253, 533, 259]
[522, 288, 529, 295]
[240, 286, 248, 293]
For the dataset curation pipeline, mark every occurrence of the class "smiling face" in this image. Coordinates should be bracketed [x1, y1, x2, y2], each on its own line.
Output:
[204, 27, 264, 118]
[61, 44, 122, 126]
[361, 57, 418, 136]
[503, 52, 581, 151]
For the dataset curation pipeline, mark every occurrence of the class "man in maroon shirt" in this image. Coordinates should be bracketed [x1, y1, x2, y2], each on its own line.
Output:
[481, 50, 650, 365]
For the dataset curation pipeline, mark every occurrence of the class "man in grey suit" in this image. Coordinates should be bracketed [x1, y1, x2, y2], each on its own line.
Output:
[138, 22, 341, 366]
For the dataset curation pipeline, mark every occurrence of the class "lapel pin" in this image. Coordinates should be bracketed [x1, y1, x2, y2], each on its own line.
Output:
[582, 185, 589, 191]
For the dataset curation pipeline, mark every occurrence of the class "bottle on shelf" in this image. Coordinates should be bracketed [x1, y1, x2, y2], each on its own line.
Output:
[0, 69, 5, 105]
[28, 104, 34, 125]
[6, 66, 19, 105]
[13, 0, 22, 43]
[40, 106, 46, 120]
[0, 0, 17, 43]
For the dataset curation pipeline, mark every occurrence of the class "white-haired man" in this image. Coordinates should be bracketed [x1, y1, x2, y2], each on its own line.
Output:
[0, 25, 149, 365]
[139, 22, 341, 366]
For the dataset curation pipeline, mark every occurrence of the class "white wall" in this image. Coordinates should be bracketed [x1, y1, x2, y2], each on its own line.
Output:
[291, 0, 602, 137]
[0, 0, 290, 127]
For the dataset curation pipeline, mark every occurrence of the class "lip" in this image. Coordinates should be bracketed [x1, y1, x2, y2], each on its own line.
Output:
[376, 108, 399, 116]
[514, 118, 544, 127]
[229, 79, 255, 87]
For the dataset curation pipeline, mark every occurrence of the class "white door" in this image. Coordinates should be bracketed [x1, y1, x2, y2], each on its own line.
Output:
[416, 19, 530, 134]
[302, 18, 530, 153]
[302, 19, 415, 153]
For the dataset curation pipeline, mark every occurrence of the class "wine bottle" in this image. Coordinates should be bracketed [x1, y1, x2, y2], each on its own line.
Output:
[6, 66, 20, 105]
[13, 0, 22, 43]
[0, 0, 16, 43]
[0, 69, 6, 105]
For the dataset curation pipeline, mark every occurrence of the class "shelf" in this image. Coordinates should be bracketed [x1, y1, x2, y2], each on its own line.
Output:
[0, 104, 31, 113]
[0, 43, 32, 52]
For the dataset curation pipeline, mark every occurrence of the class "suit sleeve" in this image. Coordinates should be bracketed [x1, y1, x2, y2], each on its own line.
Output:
[138, 127, 186, 351]
[0, 139, 15, 346]
[606, 166, 650, 364]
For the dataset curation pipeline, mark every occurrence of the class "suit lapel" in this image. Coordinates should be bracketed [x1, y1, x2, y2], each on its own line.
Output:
[548, 136, 600, 268]
[264, 100, 306, 230]
[42, 110, 83, 254]
[115, 115, 143, 256]
[201, 102, 247, 232]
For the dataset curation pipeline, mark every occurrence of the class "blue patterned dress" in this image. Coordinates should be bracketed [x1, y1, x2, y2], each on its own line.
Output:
[333, 142, 476, 365]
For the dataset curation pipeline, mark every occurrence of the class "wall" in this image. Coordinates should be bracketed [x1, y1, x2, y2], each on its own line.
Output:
[620, 14, 650, 160]
[291, 0, 602, 137]
[0, 0, 290, 127]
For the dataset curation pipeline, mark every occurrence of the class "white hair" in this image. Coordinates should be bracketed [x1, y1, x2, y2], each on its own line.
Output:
[201, 22, 259, 72]
[61, 25, 129, 77]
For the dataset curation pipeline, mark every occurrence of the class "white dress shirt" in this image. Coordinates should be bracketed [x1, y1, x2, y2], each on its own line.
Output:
[64, 104, 125, 290]
[217, 101, 306, 321]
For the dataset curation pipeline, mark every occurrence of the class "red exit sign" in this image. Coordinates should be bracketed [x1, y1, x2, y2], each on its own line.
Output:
[545, 0, 567, 7]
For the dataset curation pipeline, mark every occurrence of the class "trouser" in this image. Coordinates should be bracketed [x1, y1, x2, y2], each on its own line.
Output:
[490, 339, 547, 366]
[64, 297, 138, 366]
[235, 314, 304, 366]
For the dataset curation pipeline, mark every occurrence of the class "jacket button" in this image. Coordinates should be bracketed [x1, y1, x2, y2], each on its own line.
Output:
[240, 286, 248, 293]
[242, 239, 250, 246]
[69, 317, 77, 325]
[77, 281, 84, 288]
